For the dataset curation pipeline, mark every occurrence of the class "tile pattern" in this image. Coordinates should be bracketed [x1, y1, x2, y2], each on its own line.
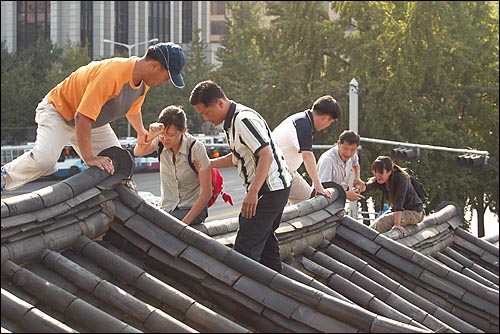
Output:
[2, 148, 498, 333]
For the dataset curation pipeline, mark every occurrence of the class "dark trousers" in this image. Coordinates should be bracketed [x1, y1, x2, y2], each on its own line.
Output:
[171, 207, 208, 226]
[234, 187, 291, 273]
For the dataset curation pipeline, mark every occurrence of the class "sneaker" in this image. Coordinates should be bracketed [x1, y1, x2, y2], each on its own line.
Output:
[1, 167, 6, 192]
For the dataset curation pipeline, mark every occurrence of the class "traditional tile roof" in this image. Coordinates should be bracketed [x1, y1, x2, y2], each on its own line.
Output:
[2, 147, 498, 333]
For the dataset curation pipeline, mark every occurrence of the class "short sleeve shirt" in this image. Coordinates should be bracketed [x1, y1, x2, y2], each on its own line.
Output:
[223, 102, 291, 193]
[47, 57, 149, 128]
[317, 145, 359, 191]
[272, 110, 314, 173]
[152, 133, 210, 212]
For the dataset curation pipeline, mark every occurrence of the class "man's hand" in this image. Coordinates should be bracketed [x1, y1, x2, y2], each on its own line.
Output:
[392, 224, 408, 236]
[241, 189, 259, 218]
[313, 183, 332, 199]
[86, 155, 114, 175]
[353, 178, 366, 193]
[346, 190, 365, 201]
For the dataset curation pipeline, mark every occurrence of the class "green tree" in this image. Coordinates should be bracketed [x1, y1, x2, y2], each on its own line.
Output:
[1, 39, 63, 144]
[332, 1, 499, 233]
[259, 1, 349, 139]
[45, 39, 91, 89]
[183, 27, 215, 133]
[212, 1, 267, 112]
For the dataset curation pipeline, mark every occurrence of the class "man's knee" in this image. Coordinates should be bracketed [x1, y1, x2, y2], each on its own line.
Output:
[29, 149, 59, 172]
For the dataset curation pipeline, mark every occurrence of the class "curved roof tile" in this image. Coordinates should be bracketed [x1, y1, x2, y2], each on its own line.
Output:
[2, 147, 498, 333]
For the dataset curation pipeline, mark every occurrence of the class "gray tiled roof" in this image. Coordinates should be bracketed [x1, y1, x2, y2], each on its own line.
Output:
[2, 147, 498, 333]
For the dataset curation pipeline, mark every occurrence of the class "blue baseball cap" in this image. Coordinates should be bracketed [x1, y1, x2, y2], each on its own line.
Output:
[156, 42, 186, 89]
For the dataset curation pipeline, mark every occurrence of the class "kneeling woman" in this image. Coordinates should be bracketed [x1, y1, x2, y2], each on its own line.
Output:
[363, 156, 425, 236]
[134, 105, 212, 225]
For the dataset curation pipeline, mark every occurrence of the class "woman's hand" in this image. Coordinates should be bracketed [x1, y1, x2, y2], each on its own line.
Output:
[146, 122, 165, 142]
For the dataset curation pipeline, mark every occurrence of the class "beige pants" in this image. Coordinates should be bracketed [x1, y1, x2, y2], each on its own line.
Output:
[370, 210, 424, 233]
[3, 96, 120, 191]
[288, 170, 314, 204]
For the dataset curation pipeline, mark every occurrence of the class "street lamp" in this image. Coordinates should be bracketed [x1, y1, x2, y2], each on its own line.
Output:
[103, 37, 159, 58]
[103, 37, 159, 137]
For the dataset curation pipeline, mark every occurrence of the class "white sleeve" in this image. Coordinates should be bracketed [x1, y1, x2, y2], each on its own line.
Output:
[317, 155, 335, 183]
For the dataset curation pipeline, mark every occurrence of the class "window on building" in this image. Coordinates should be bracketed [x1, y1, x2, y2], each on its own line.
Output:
[210, 21, 226, 36]
[114, 1, 129, 55]
[149, 1, 170, 42]
[17, 1, 51, 52]
[182, 2, 193, 43]
[210, 1, 226, 15]
[81, 1, 93, 58]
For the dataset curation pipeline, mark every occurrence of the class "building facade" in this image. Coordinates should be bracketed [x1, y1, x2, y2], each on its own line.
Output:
[1, 1, 226, 64]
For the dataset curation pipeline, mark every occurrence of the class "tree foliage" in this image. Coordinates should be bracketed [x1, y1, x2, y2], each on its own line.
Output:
[1, 1, 498, 232]
[330, 1, 498, 231]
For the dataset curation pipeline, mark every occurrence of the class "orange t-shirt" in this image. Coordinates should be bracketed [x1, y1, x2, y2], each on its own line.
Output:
[47, 57, 150, 128]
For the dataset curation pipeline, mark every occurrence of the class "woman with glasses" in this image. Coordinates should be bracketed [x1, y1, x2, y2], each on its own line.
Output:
[134, 105, 212, 225]
[361, 156, 425, 236]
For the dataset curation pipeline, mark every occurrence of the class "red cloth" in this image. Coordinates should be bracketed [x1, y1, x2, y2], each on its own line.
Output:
[207, 168, 233, 207]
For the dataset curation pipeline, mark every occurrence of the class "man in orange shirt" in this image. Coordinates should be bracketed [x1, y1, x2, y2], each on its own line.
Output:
[1, 42, 185, 192]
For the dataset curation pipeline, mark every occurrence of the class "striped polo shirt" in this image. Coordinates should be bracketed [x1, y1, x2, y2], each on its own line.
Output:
[223, 102, 291, 193]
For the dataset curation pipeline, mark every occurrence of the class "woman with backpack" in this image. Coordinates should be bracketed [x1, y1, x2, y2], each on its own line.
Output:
[134, 105, 212, 225]
[361, 155, 425, 236]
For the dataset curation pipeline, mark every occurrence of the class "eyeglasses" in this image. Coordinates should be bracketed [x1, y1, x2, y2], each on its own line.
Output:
[157, 45, 170, 70]
[159, 130, 181, 140]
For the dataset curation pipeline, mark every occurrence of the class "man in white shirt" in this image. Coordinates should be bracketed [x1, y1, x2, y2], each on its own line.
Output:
[317, 130, 365, 201]
[272, 95, 341, 204]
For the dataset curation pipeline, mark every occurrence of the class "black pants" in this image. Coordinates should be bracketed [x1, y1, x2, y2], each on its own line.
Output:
[234, 187, 291, 273]
[171, 207, 208, 226]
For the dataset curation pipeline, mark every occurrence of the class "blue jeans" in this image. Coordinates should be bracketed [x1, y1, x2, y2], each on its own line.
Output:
[234, 187, 291, 273]
[171, 207, 208, 226]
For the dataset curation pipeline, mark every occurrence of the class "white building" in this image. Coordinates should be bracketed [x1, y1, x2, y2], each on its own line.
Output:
[1, 1, 227, 64]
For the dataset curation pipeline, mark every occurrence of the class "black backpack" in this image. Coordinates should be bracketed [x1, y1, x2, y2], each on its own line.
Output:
[403, 168, 428, 204]
[157, 140, 197, 173]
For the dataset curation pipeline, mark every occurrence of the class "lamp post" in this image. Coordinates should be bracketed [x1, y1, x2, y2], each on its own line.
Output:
[103, 37, 159, 137]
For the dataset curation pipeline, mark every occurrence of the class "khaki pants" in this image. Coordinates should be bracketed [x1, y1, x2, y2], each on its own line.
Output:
[3, 96, 120, 191]
[370, 210, 424, 233]
[288, 170, 313, 204]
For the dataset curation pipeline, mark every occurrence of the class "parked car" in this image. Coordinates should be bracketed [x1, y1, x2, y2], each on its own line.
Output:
[50, 158, 89, 179]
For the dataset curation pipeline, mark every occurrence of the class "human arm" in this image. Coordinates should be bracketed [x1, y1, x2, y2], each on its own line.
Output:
[391, 211, 408, 236]
[241, 146, 273, 218]
[182, 167, 212, 225]
[74, 112, 114, 174]
[133, 139, 156, 157]
[389, 172, 409, 235]
[361, 177, 378, 194]
[134, 122, 164, 157]
[346, 188, 365, 201]
[302, 151, 332, 198]
[126, 111, 148, 146]
[352, 164, 366, 192]
[209, 153, 235, 169]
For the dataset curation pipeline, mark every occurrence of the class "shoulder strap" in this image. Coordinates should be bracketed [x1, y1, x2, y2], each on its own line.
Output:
[188, 140, 197, 173]
[157, 141, 164, 161]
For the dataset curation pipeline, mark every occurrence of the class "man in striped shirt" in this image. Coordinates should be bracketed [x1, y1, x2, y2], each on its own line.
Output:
[190, 80, 292, 274]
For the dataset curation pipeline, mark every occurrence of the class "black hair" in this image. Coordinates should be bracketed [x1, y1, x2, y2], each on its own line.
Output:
[339, 130, 360, 145]
[372, 155, 409, 179]
[189, 80, 228, 107]
[157, 105, 187, 131]
[312, 95, 341, 120]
